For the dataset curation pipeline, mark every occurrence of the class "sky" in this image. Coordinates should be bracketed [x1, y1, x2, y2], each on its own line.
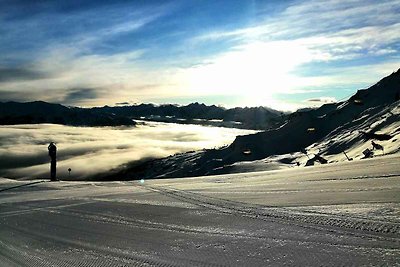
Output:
[0, 0, 399, 111]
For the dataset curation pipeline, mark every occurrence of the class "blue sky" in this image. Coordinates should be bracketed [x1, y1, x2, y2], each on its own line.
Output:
[0, 0, 399, 111]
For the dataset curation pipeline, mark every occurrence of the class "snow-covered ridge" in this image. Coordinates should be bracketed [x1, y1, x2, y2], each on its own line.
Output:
[106, 69, 400, 180]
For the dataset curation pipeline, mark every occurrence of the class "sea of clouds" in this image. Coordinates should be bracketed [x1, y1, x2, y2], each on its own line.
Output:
[0, 122, 255, 180]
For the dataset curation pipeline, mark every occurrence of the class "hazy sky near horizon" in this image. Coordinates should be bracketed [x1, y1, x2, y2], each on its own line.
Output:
[0, 0, 399, 110]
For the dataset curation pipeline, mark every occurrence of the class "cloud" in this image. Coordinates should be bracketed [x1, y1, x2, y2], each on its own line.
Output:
[0, 0, 399, 108]
[0, 1, 175, 105]
[115, 102, 130, 106]
[197, 0, 400, 40]
[0, 123, 255, 179]
[0, 1, 169, 52]
[0, 90, 32, 102]
[191, 0, 400, 62]
[180, 0, 400, 110]
[63, 88, 99, 104]
[307, 97, 337, 103]
[0, 67, 48, 83]
[0, 47, 166, 105]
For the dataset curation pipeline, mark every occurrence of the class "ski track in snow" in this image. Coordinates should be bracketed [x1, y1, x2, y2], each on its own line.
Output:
[1, 157, 400, 266]
[143, 185, 400, 239]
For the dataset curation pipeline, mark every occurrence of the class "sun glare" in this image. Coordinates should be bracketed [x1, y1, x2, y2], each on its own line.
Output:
[183, 41, 315, 107]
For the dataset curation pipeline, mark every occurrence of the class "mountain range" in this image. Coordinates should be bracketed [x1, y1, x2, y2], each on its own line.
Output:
[92, 102, 283, 129]
[0, 101, 135, 127]
[0, 101, 283, 129]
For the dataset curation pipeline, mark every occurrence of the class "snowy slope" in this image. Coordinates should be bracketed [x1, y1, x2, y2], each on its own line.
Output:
[227, 69, 400, 165]
[1, 155, 399, 266]
[308, 100, 400, 162]
[105, 69, 400, 180]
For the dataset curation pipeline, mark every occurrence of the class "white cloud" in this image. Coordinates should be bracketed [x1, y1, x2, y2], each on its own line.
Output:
[191, 0, 400, 61]
[0, 44, 181, 106]
[306, 97, 337, 104]
[0, 123, 255, 179]
[0, 3, 176, 105]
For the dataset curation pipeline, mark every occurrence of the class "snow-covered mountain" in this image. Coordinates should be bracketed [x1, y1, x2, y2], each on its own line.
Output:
[228, 68, 400, 164]
[102, 69, 400, 180]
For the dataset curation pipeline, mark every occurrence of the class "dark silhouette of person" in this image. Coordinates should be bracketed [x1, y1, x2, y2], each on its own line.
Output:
[48, 142, 57, 181]
[371, 141, 384, 154]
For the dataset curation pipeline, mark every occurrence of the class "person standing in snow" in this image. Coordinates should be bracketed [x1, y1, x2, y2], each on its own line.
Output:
[48, 142, 57, 181]
[371, 141, 384, 154]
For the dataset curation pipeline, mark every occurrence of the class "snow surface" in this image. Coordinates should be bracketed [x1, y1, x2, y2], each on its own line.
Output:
[1, 155, 399, 266]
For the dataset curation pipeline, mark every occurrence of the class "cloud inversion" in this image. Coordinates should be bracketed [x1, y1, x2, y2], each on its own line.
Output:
[0, 122, 255, 180]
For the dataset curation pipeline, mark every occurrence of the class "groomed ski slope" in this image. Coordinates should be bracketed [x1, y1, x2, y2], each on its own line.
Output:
[1, 155, 399, 266]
